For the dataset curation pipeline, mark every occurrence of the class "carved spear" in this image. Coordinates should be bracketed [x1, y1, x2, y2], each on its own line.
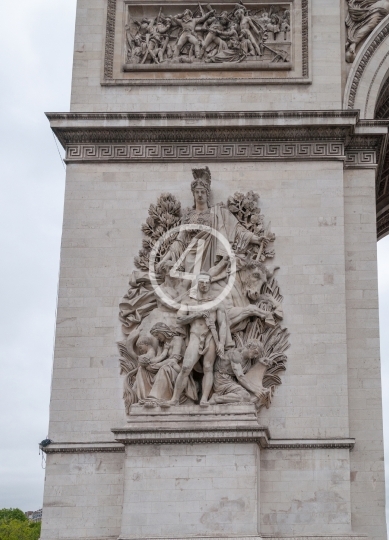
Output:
[256, 221, 272, 261]
[157, 7, 162, 24]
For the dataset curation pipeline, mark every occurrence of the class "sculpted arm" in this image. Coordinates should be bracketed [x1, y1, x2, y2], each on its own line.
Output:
[172, 16, 183, 27]
[248, 17, 259, 33]
[177, 304, 205, 326]
[216, 305, 227, 356]
[209, 255, 229, 281]
[249, 232, 270, 245]
[153, 337, 183, 369]
[197, 11, 215, 24]
[150, 346, 169, 364]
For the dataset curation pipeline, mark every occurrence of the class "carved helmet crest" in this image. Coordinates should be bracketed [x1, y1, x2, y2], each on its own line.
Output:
[191, 167, 212, 207]
[191, 166, 211, 190]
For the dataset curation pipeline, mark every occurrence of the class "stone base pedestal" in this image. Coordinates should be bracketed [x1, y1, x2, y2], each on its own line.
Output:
[118, 442, 260, 539]
[113, 403, 269, 446]
[113, 405, 263, 539]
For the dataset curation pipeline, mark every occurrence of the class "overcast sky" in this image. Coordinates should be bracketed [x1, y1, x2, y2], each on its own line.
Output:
[0, 0, 389, 516]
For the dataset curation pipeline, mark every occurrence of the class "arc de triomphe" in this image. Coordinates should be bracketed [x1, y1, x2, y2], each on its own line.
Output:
[40, 2, 389, 540]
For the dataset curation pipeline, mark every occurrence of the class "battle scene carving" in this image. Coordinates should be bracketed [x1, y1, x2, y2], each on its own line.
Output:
[346, 0, 389, 62]
[124, 3, 292, 71]
[118, 168, 289, 413]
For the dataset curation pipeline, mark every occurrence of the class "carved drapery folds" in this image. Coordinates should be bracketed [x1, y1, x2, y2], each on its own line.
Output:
[345, 0, 389, 63]
[124, 2, 292, 71]
[118, 168, 289, 414]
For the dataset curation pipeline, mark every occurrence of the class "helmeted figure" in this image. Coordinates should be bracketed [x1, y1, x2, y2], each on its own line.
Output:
[159, 167, 265, 276]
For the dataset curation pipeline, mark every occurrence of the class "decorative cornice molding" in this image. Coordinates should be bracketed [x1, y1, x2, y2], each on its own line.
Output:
[46, 111, 388, 168]
[43, 442, 125, 454]
[46, 110, 360, 122]
[267, 439, 355, 450]
[41, 436, 355, 453]
[65, 141, 345, 163]
[102, 77, 313, 86]
[56, 127, 351, 145]
[112, 427, 270, 446]
[103, 0, 117, 80]
[357, 119, 389, 127]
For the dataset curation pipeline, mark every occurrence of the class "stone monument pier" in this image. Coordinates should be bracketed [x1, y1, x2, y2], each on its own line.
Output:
[40, 1, 389, 539]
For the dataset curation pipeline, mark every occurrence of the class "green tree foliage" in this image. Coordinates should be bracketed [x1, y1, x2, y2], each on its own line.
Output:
[0, 509, 27, 523]
[0, 509, 41, 540]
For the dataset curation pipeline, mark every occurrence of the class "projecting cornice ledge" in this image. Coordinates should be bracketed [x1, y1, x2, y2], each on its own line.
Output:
[41, 438, 356, 453]
[46, 111, 387, 167]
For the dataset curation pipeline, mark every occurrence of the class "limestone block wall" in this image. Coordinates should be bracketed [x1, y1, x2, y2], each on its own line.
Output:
[121, 443, 259, 539]
[344, 168, 387, 540]
[41, 156, 388, 540]
[41, 452, 124, 539]
[49, 160, 349, 442]
[69, 0, 344, 112]
[260, 448, 352, 535]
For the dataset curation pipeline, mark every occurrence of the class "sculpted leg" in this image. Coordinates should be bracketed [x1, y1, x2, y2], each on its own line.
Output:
[163, 336, 200, 406]
[173, 35, 188, 57]
[211, 387, 251, 404]
[199, 33, 215, 58]
[200, 340, 217, 406]
[247, 31, 262, 56]
[188, 34, 201, 58]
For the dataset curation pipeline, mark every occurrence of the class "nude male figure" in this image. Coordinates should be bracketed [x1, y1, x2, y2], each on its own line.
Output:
[163, 272, 227, 407]
[235, 8, 263, 56]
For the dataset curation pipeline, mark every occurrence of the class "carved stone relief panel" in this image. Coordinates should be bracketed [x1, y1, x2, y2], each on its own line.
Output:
[117, 167, 289, 414]
[124, 2, 292, 71]
[104, 0, 309, 85]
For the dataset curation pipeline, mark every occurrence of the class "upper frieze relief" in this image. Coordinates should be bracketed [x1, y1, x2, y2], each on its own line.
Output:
[103, 0, 309, 85]
[124, 3, 292, 71]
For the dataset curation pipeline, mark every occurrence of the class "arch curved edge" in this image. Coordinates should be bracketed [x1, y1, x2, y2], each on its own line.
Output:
[378, 205, 389, 240]
[344, 14, 389, 118]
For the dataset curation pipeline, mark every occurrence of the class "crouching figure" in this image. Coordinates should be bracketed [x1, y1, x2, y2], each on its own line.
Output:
[210, 340, 271, 406]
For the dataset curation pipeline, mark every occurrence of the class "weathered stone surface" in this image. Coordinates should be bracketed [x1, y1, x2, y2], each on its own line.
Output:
[40, 0, 388, 539]
[120, 443, 260, 539]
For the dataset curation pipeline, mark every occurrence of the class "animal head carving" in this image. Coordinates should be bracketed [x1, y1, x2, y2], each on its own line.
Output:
[239, 258, 268, 301]
[238, 257, 279, 301]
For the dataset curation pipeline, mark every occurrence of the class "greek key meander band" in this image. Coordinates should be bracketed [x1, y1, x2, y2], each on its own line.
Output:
[344, 150, 377, 166]
[66, 142, 345, 162]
